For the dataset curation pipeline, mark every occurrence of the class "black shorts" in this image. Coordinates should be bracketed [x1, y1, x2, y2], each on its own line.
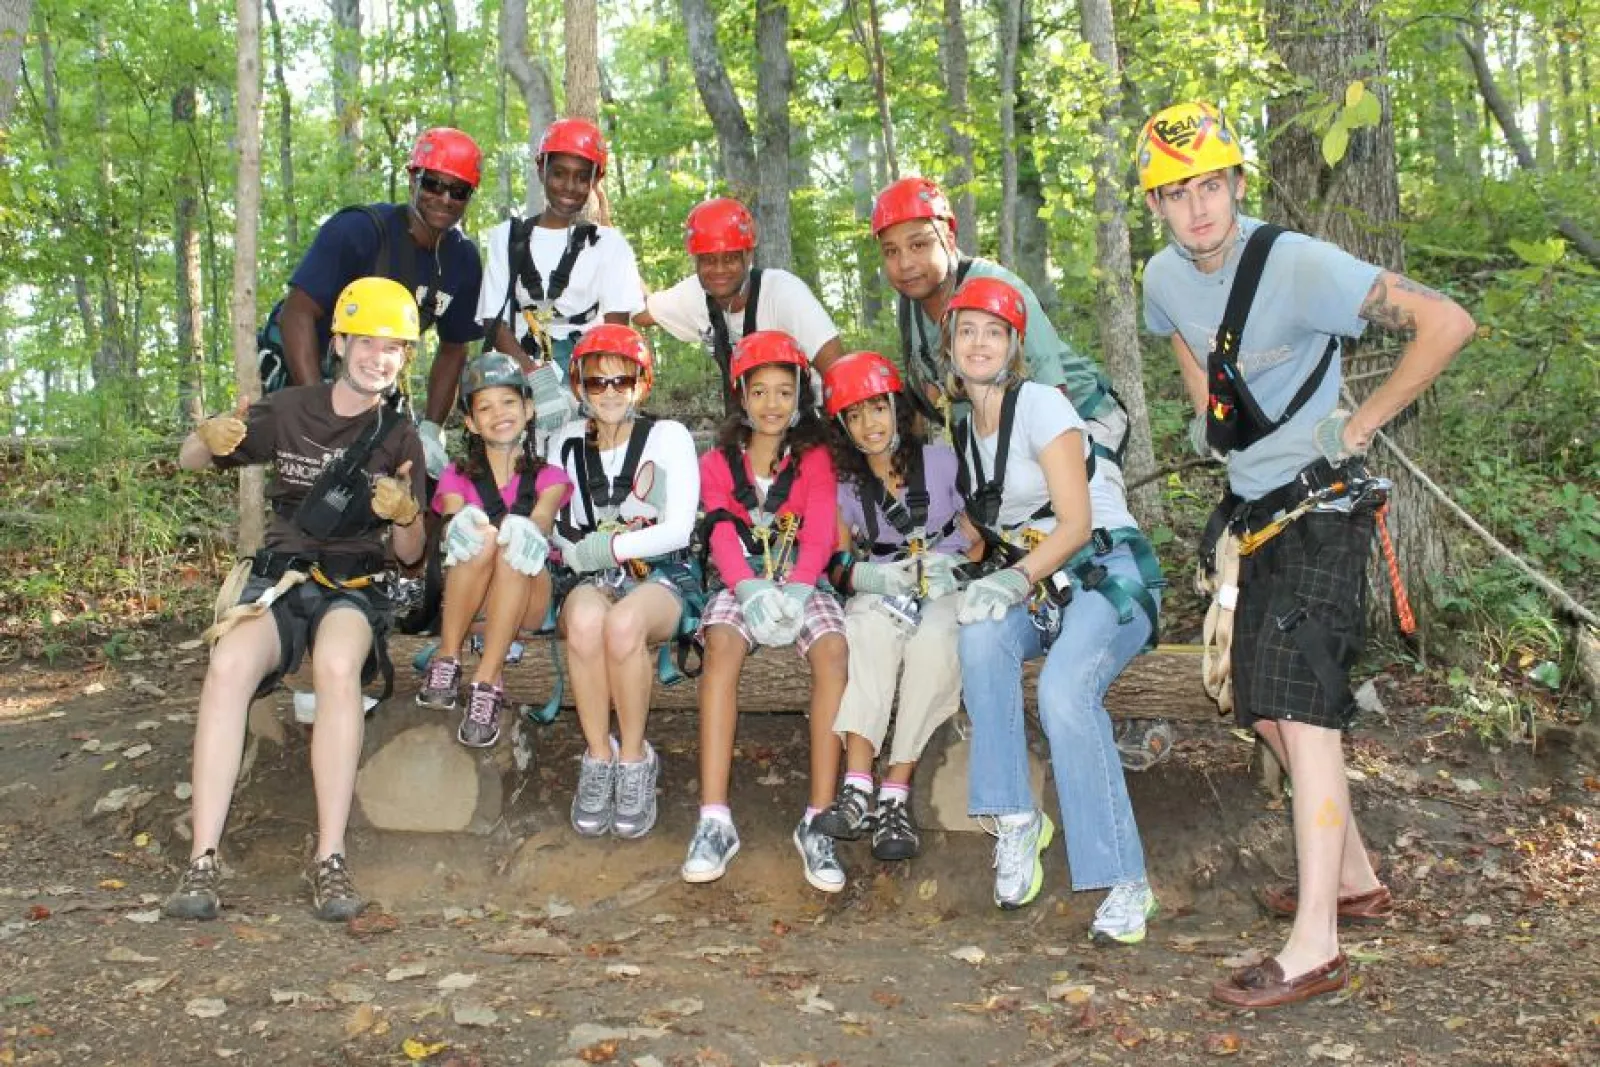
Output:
[237, 575, 393, 698]
[1231, 510, 1372, 731]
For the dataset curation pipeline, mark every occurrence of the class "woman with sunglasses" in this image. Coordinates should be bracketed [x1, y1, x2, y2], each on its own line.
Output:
[543, 325, 700, 841]
[685, 331, 848, 894]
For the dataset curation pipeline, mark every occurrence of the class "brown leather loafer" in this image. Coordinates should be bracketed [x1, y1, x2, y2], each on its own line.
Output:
[1210, 953, 1349, 1010]
[1259, 883, 1393, 924]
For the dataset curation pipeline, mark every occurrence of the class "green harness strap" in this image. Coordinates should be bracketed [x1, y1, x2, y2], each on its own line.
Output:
[1066, 526, 1165, 650]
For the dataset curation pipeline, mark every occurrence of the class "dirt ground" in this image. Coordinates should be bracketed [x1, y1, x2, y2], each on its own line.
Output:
[1, 645, 1596, 1067]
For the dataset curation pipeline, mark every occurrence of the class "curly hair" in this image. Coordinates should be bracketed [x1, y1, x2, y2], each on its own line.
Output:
[458, 398, 546, 492]
[714, 370, 830, 460]
[826, 393, 923, 491]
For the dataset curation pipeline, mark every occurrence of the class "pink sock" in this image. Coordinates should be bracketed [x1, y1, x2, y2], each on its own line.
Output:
[844, 772, 874, 794]
[803, 806, 821, 823]
[700, 804, 732, 825]
[879, 781, 910, 803]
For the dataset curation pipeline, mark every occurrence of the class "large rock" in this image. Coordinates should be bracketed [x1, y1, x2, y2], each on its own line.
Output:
[912, 714, 1048, 833]
[354, 720, 505, 834]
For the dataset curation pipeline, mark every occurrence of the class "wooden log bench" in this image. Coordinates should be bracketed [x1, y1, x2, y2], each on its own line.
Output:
[246, 635, 1223, 838]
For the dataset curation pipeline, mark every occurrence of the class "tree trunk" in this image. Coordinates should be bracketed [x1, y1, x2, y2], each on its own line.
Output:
[235, 0, 266, 554]
[174, 85, 206, 425]
[851, 127, 883, 326]
[564, 0, 599, 121]
[995, 0, 1021, 266]
[1533, 26, 1553, 169]
[1457, 13, 1484, 182]
[1428, 26, 1459, 179]
[754, 0, 792, 269]
[329, 0, 362, 187]
[1554, 18, 1576, 170]
[849, 0, 897, 184]
[680, 0, 757, 202]
[91, 24, 133, 409]
[31, 14, 99, 348]
[1076, 0, 1161, 524]
[1013, 0, 1056, 316]
[0, 0, 31, 132]
[937, 0, 976, 253]
[1265, 0, 1445, 640]
[264, 0, 298, 251]
[435, 0, 460, 124]
[500, 0, 555, 216]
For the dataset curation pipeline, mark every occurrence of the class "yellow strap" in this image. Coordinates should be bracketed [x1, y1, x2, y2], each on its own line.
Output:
[310, 564, 375, 591]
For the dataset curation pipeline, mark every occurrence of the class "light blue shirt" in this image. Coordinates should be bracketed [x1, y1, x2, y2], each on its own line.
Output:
[1142, 217, 1382, 500]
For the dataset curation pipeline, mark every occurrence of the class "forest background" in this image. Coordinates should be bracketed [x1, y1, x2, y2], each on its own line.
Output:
[0, 0, 1593, 736]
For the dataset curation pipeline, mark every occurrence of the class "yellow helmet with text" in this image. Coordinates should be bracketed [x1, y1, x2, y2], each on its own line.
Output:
[1135, 102, 1246, 191]
[330, 277, 421, 342]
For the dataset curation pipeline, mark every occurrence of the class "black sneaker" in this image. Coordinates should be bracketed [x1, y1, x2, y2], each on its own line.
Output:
[812, 783, 874, 841]
[417, 656, 462, 710]
[164, 850, 222, 920]
[872, 795, 920, 861]
[457, 681, 505, 748]
[305, 853, 366, 922]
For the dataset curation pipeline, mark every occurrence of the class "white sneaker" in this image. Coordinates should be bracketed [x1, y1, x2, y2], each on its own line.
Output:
[793, 818, 846, 894]
[1090, 880, 1158, 945]
[681, 816, 740, 883]
[988, 810, 1054, 909]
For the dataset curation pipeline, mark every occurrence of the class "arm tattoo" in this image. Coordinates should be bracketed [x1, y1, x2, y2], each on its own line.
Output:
[1358, 274, 1443, 338]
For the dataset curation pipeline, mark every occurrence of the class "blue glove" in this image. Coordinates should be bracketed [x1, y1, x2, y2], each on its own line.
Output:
[920, 553, 965, 599]
[496, 514, 550, 576]
[418, 419, 449, 479]
[849, 560, 917, 596]
[443, 504, 493, 567]
[527, 363, 580, 433]
[566, 530, 619, 574]
[957, 566, 1032, 624]
[735, 579, 791, 647]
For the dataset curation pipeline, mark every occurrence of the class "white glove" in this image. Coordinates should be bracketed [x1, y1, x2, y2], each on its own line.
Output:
[772, 583, 813, 645]
[630, 460, 669, 511]
[443, 505, 493, 567]
[1313, 410, 1363, 462]
[957, 566, 1032, 624]
[850, 560, 918, 596]
[920, 553, 965, 599]
[496, 514, 550, 576]
[736, 579, 792, 647]
[566, 530, 618, 574]
[527, 364, 580, 433]
[418, 419, 449, 478]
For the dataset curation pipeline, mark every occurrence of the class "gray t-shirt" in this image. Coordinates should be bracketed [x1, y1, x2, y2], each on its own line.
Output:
[902, 258, 1112, 419]
[1142, 216, 1382, 500]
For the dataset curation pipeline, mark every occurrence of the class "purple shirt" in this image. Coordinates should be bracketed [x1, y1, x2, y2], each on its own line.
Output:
[837, 444, 970, 560]
[432, 461, 573, 516]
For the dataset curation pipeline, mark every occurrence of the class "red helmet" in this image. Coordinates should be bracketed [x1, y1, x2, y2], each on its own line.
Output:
[822, 351, 902, 418]
[729, 330, 808, 385]
[685, 198, 757, 255]
[872, 176, 956, 236]
[537, 118, 608, 179]
[570, 324, 654, 399]
[408, 127, 482, 188]
[944, 276, 1028, 341]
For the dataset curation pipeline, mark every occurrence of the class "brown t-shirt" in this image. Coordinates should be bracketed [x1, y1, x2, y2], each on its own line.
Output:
[216, 384, 426, 559]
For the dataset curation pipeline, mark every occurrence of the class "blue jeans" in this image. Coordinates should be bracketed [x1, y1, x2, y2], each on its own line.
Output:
[960, 545, 1155, 891]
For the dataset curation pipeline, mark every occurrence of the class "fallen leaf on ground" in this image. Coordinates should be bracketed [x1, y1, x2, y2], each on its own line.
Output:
[185, 997, 227, 1018]
[27, 905, 49, 921]
[1308, 1042, 1356, 1062]
[124, 909, 162, 924]
[452, 1002, 497, 1028]
[232, 924, 281, 944]
[436, 972, 478, 992]
[327, 982, 374, 1004]
[577, 1040, 618, 1063]
[105, 946, 159, 963]
[269, 989, 312, 1005]
[1047, 982, 1095, 1004]
[345, 1003, 379, 1038]
[1204, 1032, 1243, 1056]
[482, 934, 572, 957]
[917, 878, 938, 900]
[948, 945, 986, 964]
[402, 1037, 449, 1061]
[386, 963, 428, 982]
[98, 879, 126, 891]
[349, 911, 400, 938]
[124, 974, 177, 996]
[605, 963, 641, 978]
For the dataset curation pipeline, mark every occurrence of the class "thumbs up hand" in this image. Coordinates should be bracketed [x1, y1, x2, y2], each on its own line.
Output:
[372, 459, 421, 526]
[196, 397, 250, 456]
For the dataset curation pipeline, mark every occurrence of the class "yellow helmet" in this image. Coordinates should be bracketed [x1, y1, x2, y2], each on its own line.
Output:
[1136, 102, 1246, 191]
[330, 277, 421, 342]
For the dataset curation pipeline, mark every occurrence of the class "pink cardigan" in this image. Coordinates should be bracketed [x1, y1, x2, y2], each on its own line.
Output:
[699, 444, 838, 587]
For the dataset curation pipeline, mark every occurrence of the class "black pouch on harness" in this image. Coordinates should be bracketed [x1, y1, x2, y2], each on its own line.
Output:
[294, 396, 405, 540]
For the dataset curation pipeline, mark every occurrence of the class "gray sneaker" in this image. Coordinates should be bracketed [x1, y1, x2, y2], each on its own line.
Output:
[989, 810, 1054, 910]
[793, 818, 846, 894]
[812, 783, 874, 841]
[571, 741, 617, 837]
[164, 850, 222, 920]
[610, 743, 660, 840]
[457, 681, 505, 749]
[681, 816, 740, 883]
[305, 853, 366, 922]
[417, 656, 462, 710]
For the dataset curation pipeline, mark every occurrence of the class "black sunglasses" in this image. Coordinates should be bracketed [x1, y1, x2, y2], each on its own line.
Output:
[418, 174, 474, 202]
[582, 374, 639, 394]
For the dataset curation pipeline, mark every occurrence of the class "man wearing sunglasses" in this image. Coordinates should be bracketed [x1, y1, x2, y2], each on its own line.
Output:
[477, 118, 644, 435]
[277, 127, 487, 476]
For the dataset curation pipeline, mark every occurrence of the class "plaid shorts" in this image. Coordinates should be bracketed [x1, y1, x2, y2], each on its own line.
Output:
[1232, 509, 1372, 731]
[697, 586, 846, 658]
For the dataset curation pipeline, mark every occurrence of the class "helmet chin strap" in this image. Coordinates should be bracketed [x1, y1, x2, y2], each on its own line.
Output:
[339, 369, 390, 399]
[953, 325, 1019, 390]
[408, 181, 448, 246]
[1168, 186, 1243, 267]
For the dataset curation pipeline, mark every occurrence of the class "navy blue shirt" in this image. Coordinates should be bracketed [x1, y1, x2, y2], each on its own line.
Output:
[289, 204, 484, 356]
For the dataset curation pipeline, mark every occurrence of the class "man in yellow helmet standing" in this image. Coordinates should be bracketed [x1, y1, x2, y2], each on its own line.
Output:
[167, 277, 429, 924]
[1138, 102, 1475, 1009]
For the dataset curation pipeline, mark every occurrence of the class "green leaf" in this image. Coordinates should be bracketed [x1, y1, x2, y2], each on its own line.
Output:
[1344, 80, 1366, 108]
[1528, 661, 1562, 690]
[1350, 93, 1382, 127]
[1508, 238, 1565, 266]
[1321, 122, 1351, 167]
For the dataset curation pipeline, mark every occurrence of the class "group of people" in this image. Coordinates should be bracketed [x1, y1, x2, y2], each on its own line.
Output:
[166, 102, 1475, 1011]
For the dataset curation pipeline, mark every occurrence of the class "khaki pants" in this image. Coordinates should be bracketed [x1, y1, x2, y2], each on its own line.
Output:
[835, 593, 962, 766]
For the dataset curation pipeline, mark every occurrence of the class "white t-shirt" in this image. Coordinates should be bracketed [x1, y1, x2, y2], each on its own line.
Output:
[542, 416, 700, 562]
[645, 268, 838, 362]
[477, 220, 645, 341]
[963, 382, 1139, 536]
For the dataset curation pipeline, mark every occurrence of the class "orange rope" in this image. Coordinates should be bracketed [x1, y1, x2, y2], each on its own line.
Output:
[1375, 503, 1416, 636]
